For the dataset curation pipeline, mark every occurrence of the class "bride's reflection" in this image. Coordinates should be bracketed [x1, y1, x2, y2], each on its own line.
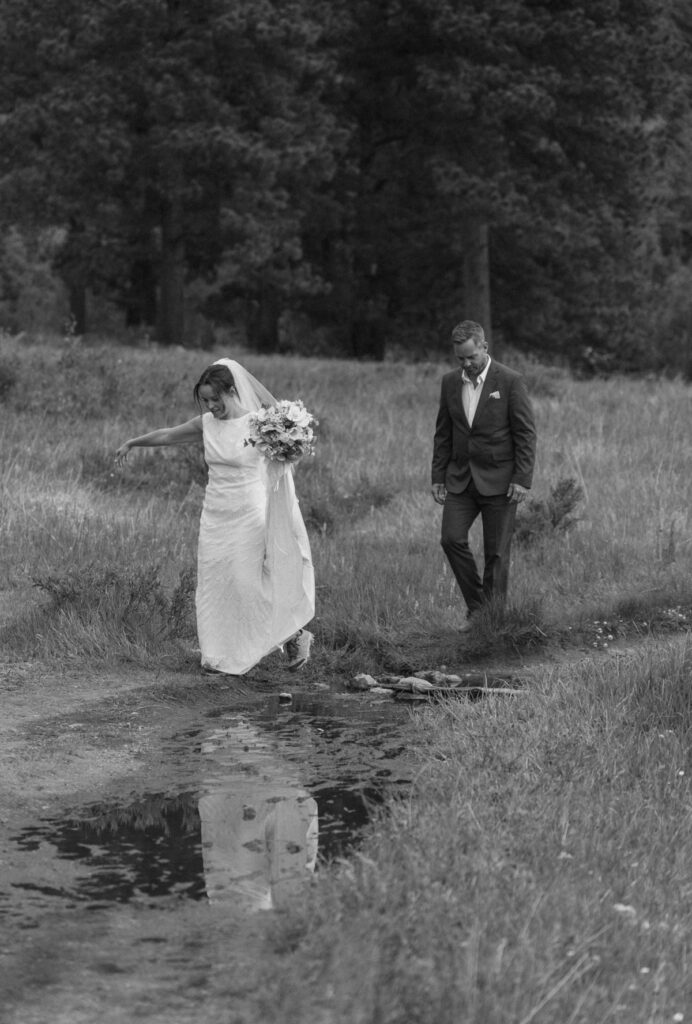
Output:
[198, 717, 318, 911]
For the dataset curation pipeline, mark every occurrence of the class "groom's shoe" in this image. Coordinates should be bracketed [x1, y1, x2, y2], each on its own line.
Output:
[286, 629, 313, 671]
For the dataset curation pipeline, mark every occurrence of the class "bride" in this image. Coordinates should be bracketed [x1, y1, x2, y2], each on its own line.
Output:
[115, 358, 315, 676]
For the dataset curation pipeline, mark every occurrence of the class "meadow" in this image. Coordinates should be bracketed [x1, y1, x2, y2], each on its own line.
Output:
[1, 331, 692, 1022]
[1, 332, 690, 668]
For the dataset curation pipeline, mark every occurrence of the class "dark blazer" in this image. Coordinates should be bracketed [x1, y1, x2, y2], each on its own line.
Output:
[431, 359, 536, 496]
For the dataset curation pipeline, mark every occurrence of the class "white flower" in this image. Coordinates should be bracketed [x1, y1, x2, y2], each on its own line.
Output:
[613, 903, 637, 917]
[294, 407, 312, 427]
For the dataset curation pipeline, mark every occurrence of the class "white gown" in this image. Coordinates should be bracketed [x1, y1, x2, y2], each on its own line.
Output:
[199, 719, 318, 911]
[196, 412, 315, 675]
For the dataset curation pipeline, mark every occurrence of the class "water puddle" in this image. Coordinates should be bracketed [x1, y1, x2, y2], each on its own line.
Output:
[5, 691, 412, 918]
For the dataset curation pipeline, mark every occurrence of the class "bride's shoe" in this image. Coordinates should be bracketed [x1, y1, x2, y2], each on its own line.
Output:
[286, 629, 313, 671]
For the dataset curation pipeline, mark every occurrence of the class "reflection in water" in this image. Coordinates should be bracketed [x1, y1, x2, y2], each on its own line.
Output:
[8, 700, 409, 918]
[9, 793, 206, 905]
[199, 719, 318, 911]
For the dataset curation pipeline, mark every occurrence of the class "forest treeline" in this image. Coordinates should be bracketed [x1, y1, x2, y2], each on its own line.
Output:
[1, 0, 692, 371]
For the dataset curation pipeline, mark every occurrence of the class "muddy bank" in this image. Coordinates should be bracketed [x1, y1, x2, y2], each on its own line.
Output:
[0, 658, 415, 1023]
[0, 634, 654, 1023]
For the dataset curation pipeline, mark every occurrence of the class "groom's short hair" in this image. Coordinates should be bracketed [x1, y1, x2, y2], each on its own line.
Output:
[452, 321, 486, 347]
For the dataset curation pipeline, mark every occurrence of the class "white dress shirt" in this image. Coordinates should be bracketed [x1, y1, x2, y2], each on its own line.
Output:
[461, 357, 491, 426]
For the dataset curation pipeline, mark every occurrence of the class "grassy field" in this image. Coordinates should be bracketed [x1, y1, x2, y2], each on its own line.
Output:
[273, 635, 692, 1023]
[1, 331, 692, 1022]
[1, 331, 690, 669]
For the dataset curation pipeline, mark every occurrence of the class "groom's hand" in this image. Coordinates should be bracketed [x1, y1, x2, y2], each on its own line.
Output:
[431, 483, 447, 505]
[507, 483, 529, 504]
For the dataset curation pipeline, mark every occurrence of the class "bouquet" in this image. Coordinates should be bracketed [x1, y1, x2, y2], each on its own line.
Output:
[244, 399, 317, 463]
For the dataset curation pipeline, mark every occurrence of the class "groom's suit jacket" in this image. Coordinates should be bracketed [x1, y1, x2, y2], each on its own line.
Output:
[432, 359, 536, 496]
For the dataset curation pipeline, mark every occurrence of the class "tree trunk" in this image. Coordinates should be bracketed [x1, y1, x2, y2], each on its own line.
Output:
[350, 253, 386, 360]
[56, 219, 88, 333]
[462, 218, 494, 354]
[125, 258, 157, 327]
[158, 188, 185, 346]
[245, 282, 280, 352]
[68, 284, 87, 335]
[350, 319, 386, 360]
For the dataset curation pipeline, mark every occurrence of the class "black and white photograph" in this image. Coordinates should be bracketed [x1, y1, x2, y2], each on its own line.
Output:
[1, 1, 691, 1021]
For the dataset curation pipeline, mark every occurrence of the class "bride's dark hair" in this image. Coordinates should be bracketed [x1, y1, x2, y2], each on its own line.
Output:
[193, 364, 236, 408]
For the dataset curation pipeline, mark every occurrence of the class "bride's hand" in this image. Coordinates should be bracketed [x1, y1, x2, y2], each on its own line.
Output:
[114, 442, 131, 469]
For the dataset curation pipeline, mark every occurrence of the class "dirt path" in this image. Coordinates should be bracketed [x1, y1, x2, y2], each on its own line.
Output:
[0, 654, 413, 1023]
[0, 661, 295, 1024]
[0, 632, 666, 1024]
[0, 631, 644, 831]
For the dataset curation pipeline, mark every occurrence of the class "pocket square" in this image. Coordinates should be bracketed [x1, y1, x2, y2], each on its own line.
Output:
[489, 390, 501, 399]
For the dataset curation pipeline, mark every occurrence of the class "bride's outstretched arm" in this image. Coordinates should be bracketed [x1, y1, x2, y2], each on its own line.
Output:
[115, 416, 203, 467]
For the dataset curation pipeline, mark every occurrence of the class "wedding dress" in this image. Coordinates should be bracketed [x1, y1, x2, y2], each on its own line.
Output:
[198, 719, 318, 911]
[195, 361, 314, 675]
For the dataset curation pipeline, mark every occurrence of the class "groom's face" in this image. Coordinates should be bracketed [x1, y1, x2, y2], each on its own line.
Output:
[454, 339, 488, 378]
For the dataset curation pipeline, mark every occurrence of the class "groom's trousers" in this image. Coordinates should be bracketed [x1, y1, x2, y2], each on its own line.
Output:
[440, 480, 517, 614]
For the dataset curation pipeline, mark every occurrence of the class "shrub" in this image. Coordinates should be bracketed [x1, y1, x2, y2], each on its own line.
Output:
[0, 226, 68, 333]
[515, 477, 584, 545]
[31, 563, 196, 644]
[301, 465, 392, 535]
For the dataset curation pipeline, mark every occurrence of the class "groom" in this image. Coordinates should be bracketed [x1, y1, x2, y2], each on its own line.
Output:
[431, 320, 536, 626]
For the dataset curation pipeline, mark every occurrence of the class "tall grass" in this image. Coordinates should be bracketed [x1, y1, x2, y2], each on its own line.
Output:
[269, 636, 692, 1023]
[1, 333, 690, 667]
